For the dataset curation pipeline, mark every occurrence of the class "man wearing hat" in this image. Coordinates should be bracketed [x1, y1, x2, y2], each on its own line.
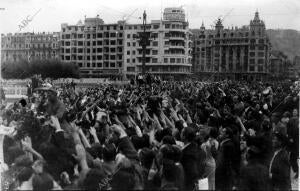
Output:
[239, 146, 270, 191]
[269, 131, 291, 191]
[273, 111, 290, 136]
[45, 88, 66, 120]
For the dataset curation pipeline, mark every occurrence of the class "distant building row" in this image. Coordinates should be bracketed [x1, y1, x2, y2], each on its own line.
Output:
[1, 8, 299, 80]
[1, 32, 60, 62]
[1, 8, 192, 80]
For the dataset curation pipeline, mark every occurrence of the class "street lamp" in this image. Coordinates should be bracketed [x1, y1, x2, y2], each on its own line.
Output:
[140, 11, 148, 75]
[137, 10, 156, 75]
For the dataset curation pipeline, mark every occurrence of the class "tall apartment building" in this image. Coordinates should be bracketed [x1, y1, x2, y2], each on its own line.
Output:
[124, 7, 192, 80]
[60, 7, 192, 79]
[192, 11, 270, 81]
[1, 32, 60, 63]
[60, 18, 125, 79]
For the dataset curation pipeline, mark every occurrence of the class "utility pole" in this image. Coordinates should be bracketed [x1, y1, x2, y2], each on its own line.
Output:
[140, 10, 148, 75]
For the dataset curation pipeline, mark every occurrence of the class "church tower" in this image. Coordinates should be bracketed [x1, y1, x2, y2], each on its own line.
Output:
[215, 18, 224, 32]
[250, 11, 265, 36]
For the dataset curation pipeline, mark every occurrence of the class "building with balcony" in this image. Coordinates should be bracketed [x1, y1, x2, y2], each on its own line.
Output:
[287, 56, 300, 79]
[269, 51, 290, 80]
[60, 18, 125, 79]
[124, 7, 192, 80]
[60, 7, 192, 79]
[192, 11, 270, 81]
[1, 32, 60, 63]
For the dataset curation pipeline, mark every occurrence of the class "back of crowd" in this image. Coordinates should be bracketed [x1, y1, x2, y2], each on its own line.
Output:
[0, 77, 299, 191]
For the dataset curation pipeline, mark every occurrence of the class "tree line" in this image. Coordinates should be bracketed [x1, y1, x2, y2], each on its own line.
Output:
[1, 59, 80, 79]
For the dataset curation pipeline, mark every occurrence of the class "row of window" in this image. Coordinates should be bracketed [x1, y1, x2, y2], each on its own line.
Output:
[202, 29, 265, 39]
[62, 54, 123, 60]
[125, 23, 187, 30]
[126, 49, 157, 55]
[63, 25, 123, 32]
[61, 40, 123, 46]
[125, 57, 189, 64]
[4, 36, 57, 42]
[62, 32, 123, 39]
[139, 66, 190, 72]
[61, 47, 123, 54]
[196, 64, 264, 72]
[2, 43, 58, 49]
[77, 62, 122, 68]
[5, 53, 56, 58]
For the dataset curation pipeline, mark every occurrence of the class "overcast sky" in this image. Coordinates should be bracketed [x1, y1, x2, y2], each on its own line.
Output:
[0, 0, 300, 34]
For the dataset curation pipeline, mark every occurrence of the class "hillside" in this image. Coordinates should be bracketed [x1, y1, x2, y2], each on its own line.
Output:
[266, 29, 300, 60]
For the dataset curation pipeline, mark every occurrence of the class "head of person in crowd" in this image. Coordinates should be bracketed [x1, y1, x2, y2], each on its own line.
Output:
[139, 148, 156, 170]
[111, 166, 136, 190]
[16, 167, 34, 189]
[272, 131, 287, 150]
[219, 126, 234, 141]
[261, 119, 272, 133]
[19, 98, 27, 108]
[181, 126, 196, 144]
[32, 172, 54, 191]
[271, 112, 281, 125]
[83, 168, 107, 190]
[246, 145, 262, 163]
[103, 143, 117, 162]
[292, 108, 298, 118]
[47, 89, 58, 103]
[32, 160, 46, 174]
[209, 127, 219, 140]
[281, 111, 291, 124]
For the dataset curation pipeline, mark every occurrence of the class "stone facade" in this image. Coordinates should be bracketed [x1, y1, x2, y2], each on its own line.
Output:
[192, 11, 270, 81]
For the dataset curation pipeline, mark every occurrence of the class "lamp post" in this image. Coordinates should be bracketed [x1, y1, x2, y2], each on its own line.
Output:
[140, 10, 149, 75]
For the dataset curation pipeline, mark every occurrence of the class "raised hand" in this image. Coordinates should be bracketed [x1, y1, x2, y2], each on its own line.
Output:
[170, 107, 179, 122]
[110, 124, 127, 138]
[72, 144, 86, 162]
[89, 126, 97, 137]
[49, 115, 61, 130]
[70, 121, 80, 133]
[21, 137, 32, 152]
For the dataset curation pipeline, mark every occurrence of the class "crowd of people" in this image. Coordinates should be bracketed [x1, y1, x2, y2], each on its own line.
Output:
[0, 75, 299, 191]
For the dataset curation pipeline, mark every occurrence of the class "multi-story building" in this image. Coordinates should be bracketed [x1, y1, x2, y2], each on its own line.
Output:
[192, 11, 270, 81]
[288, 56, 300, 79]
[1, 32, 60, 63]
[124, 7, 192, 80]
[60, 7, 192, 79]
[269, 50, 289, 80]
[60, 18, 125, 79]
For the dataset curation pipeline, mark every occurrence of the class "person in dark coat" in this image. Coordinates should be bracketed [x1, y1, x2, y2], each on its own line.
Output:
[0, 87, 5, 103]
[180, 126, 205, 191]
[160, 159, 179, 190]
[269, 131, 291, 191]
[287, 108, 299, 179]
[245, 120, 273, 167]
[239, 146, 270, 191]
[45, 89, 66, 120]
[215, 126, 238, 191]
